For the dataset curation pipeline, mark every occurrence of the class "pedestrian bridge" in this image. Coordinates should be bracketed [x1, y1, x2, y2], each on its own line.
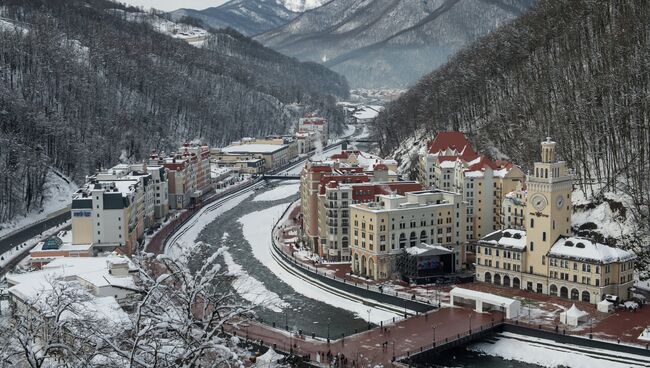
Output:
[262, 174, 300, 180]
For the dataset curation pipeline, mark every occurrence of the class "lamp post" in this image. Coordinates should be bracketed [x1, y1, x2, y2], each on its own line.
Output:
[285, 311, 288, 331]
[327, 317, 331, 344]
[432, 324, 437, 346]
[469, 313, 473, 334]
[367, 309, 372, 330]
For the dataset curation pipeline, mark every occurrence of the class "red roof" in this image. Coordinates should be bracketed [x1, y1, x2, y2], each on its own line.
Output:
[373, 163, 388, 171]
[427, 132, 478, 160]
[467, 155, 497, 171]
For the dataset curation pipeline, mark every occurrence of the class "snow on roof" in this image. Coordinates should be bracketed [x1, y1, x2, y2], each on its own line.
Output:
[62, 296, 132, 331]
[404, 243, 452, 256]
[221, 144, 287, 154]
[465, 170, 484, 178]
[480, 229, 526, 250]
[353, 108, 380, 120]
[440, 160, 457, 169]
[549, 237, 636, 264]
[450, 287, 519, 307]
[7, 255, 137, 302]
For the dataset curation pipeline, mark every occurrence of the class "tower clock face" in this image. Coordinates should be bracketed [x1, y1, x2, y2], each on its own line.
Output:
[556, 195, 565, 209]
[531, 194, 548, 211]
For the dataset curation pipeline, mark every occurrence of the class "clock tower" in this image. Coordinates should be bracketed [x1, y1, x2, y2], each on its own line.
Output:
[525, 137, 573, 278]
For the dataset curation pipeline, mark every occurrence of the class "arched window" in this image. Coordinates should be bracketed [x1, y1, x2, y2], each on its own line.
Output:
[549, 284, 558, 296]
[581, 291, 590, 303]
[503, 275, 511, 287]
[560, 287, 568, 299]
[399, 233, 407, 248]
[494, 274, 501, 286]
[571, 288, 579, 300]
[485, 272, 492, 283]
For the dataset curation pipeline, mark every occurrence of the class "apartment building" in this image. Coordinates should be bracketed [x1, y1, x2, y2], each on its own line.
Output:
[317, 180, 423, 262]
[130, 163, 169, 220]
[149, 143, 211, 210]
[300, 150, 402, 257]
[349, 190, 466, 280]
[71, 179, 141, 255]
[475, 138, 636, 304]
[418, 132, 525, 244]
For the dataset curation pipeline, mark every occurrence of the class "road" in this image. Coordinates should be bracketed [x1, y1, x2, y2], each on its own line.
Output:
[0, 211, 70, 258]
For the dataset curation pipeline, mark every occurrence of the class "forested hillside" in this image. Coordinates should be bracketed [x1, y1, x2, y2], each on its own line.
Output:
[374, 0, 650, 256]
[0, 0, 348, 223]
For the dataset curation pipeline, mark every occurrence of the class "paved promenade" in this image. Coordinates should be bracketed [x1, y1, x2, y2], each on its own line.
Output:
[229, 307, 501, 367]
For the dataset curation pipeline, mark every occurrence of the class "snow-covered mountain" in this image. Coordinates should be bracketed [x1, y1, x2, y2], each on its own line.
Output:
[170, 0, 327, 36]
[281, 0, 328, 12]
[256, 0, 534, 87]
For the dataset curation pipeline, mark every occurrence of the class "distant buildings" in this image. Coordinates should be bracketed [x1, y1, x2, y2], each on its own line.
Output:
[298, 115, 328, 145]
[349, 190, 466, 280]
[149, 142, 211, 210]
[475, 138, 636, 304]
[212, 136, 298, 173]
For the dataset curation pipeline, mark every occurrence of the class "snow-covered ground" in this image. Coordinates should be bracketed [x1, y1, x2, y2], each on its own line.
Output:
[252, 183, 300, 202]
[0, 170, 76, 239]
[165, 190, 256, 259]
[472, 332, 650, 368]
[239, 203, 400, 323]
[110, 10, 209, 46]
[572, 190, 638, 241]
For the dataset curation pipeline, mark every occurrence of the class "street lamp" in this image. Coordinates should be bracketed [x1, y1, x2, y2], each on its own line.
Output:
[327, 317, 331, 344]
[367, 309, 372, 330]
[285, 311, 288, 331]
[469, 313, 473, 334]
[432, 324, 437, 346]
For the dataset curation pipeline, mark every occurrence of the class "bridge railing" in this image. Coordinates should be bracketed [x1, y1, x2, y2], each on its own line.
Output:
[395, 319, 502, 363]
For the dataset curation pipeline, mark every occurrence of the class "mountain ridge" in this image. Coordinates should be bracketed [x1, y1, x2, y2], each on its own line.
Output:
[257, 0, 534, 88]
[170, 0, 328, 36]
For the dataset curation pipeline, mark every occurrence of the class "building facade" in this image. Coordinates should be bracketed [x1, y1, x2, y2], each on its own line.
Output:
[475, 138, 636, 304]
[349, 190, 466, 280]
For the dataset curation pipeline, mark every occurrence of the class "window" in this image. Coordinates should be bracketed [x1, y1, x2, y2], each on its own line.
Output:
[542, 232, 546, 241]
[530, 218, 534, 228]
[530, 242, 534, 251]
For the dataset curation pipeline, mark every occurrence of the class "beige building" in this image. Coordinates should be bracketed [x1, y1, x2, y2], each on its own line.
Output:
[349, 190, 466, 280]
[475, 138, 636, 304]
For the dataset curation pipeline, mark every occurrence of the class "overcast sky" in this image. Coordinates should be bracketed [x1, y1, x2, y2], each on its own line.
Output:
[120, 1, 229, 12]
